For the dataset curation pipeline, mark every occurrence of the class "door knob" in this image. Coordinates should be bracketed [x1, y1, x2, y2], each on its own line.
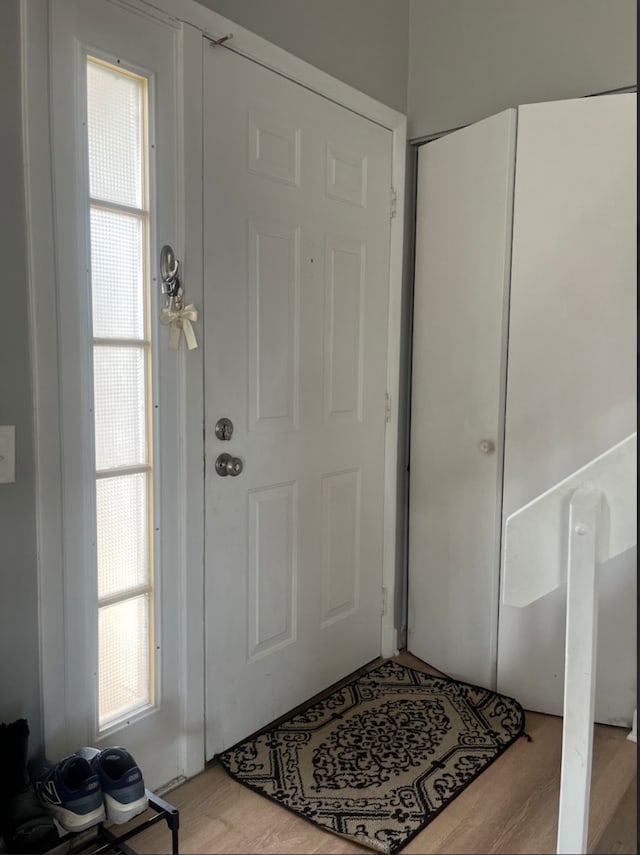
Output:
[215, 453, 243, 477]
[478, 439, 495, 454]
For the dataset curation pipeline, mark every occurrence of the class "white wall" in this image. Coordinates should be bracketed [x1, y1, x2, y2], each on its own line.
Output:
[408, 0, 637, 139]
[197, 0, 410, 112]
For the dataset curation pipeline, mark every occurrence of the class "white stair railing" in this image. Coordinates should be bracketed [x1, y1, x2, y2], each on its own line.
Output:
[501, 432, 637, 855]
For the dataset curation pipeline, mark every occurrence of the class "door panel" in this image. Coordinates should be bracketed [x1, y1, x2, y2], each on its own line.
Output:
[248, 217, 299, 433]
[407, 110, 516, 689]
[203, 44, 393, 755]
[497, 94, 637, 724]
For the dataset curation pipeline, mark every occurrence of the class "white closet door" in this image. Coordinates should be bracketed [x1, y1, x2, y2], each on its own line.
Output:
[498, 94, 637, 723]
[408, 110, 516, 689]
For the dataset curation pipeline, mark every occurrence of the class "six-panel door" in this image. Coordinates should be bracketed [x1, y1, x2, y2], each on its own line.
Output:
[203, 44, 394, 754]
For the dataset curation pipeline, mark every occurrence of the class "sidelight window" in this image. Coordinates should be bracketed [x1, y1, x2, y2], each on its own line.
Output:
[86, 57, 154, 728]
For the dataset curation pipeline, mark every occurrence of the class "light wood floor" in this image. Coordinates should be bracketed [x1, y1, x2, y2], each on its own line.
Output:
[116, 652, 637, 854]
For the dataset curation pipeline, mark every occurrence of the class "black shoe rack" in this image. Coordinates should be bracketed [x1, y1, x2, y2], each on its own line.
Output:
[55, 790, 179, 855]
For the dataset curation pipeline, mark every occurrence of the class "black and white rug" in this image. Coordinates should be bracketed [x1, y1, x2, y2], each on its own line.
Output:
[219, 660, 526, 853]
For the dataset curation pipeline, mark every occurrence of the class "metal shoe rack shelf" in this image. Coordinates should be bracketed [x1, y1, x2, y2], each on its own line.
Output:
[54, 790, 179, 855]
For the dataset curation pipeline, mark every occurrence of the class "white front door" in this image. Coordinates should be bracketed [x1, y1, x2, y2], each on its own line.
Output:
[407, 110, 516, 689]
[47, 0, 186, 789]
[202, 44, 394, 754]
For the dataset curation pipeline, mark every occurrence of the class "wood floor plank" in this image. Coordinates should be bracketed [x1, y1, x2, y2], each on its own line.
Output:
[592, 775, 637, 855]
[106, 652, 636, 854]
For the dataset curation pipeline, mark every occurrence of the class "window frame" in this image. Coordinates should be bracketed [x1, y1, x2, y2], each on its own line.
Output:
[84, 54, 157, 730]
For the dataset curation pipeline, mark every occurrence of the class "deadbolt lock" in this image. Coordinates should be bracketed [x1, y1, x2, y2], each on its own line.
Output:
[215, 417, 234, 441]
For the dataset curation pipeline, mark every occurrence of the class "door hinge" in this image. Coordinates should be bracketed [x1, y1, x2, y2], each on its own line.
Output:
[390, 186, 398, 218]
[381, 586, 388, 617]
[385, 392, 392, 423]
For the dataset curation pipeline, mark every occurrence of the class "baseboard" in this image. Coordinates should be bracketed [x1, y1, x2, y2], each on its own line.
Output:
[626, 708, 637, 743]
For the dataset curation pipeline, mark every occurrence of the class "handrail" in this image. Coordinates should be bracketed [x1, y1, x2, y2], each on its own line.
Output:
[502, 432, 636, 608]
[501, 432, 636, 855]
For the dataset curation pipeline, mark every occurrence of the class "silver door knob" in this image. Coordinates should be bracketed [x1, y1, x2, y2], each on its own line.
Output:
[478, 439, 495, 454]
[215, 453, 243, 476]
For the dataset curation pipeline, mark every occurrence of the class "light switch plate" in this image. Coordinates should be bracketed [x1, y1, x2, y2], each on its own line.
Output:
[0, 426, 15, 483]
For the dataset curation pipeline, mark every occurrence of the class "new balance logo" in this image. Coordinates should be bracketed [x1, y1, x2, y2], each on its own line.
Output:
[39, 780, 63, 805]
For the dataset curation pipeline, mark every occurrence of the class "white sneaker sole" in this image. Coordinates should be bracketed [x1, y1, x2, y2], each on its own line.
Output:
[104, 792, 149, 824]
[51, 802, 106, 832]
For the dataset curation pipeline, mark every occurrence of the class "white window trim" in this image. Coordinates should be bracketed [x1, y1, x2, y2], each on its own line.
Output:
[22, 0, 405, 779]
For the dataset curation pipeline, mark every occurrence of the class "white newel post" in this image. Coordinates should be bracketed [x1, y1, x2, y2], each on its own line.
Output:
[556, 487, 602, 855]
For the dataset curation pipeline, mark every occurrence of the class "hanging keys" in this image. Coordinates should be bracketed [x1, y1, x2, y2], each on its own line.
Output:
[160, 244, 181, 309]
[159, 244, 199, 350]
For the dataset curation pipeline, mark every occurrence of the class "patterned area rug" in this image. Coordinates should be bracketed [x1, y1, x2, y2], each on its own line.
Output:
[219, 660, 525, 853]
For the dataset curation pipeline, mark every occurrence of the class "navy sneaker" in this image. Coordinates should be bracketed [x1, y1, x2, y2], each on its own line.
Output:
[76, 747, 148, 824]
[28, 754, 105, 832]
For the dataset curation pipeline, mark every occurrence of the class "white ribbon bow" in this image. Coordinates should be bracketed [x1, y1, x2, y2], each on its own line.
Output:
[160, 303, 199, 350]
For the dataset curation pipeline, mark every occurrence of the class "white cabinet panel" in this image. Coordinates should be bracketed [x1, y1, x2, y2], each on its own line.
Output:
[498, 94, 637, 724]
